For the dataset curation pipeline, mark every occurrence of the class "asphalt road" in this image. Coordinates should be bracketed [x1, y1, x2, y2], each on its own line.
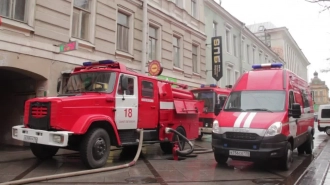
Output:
[0, 123, 328, 185]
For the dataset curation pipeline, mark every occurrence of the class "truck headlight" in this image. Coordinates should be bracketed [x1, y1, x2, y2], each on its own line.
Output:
[12, 129, 18, 137]
[53, 135, 64, 143]
[265, 122, 282, 137]
[212, 120, 220, 133]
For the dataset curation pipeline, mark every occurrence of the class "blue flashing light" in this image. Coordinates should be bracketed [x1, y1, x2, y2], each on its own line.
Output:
[252, 63, 283, 69]
[224, 143, 228, 147]
[83, 61, 92, 66]
[99, 60, 114, 64]
[253, 145, 257, 149]
[201, 84, 205, 88]
[210, 84, 217, 87]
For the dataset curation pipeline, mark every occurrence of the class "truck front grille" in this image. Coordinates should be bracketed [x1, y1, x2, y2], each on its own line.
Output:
[225, 132, 258, 140]
[28, 102, 51, 130]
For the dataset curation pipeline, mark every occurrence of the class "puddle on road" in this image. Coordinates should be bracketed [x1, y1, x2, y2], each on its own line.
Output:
[125, 176, 158, 184]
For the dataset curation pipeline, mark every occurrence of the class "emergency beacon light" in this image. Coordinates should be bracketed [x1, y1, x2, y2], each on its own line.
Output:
[83, 60, 115, 66]
[200, 84, 217, 88]
[252, 63, 283, 69]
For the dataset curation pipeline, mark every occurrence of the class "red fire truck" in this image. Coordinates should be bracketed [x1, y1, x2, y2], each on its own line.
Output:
[12, 60, 204, 169]
[191, 84, 231, 140]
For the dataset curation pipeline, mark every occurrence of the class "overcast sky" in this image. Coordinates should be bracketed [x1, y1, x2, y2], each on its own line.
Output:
[216, 0, 330, 95]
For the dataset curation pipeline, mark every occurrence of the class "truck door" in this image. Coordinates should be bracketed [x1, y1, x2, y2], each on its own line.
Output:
[115, 74, 138, 130]
[137, 78, 159, 129]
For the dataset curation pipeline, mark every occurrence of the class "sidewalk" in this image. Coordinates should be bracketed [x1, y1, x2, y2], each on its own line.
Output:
[295, 138, 330, 185]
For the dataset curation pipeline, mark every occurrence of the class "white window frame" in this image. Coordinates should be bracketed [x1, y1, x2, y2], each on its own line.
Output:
[0, 0, 35, 33]
[226, 65, 233, 86]
[148, 21, 162, 62]
[213, 21, 217, 37]
[241, 37, 245, 61]
[252, 45, 256, 64]
[225, 29, 231, 54]
[191, 0, 197, 18]
[192, 43, 200, 74]
[259, 50, 263, 64]
[246, 44, 250, 64]
[265, 54, 269, 63]
[173, 34, 183, 69]
[233, 35, 237, 57]
[234, 70, 240, 82]
[115, 7, 134, 57]
[69, 0, 96, 47]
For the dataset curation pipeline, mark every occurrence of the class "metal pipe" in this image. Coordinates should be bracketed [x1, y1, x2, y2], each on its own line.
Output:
[0, 129, 144, 185]
[141, 0, 148, 74]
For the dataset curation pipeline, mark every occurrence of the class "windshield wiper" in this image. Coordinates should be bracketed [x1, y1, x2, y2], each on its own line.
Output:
[246, 108, 273, 113]
[224, 107, 245, 111]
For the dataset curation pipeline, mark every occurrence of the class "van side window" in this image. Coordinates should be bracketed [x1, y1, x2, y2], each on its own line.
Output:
[301, 90, 310, 108]
[218, 95, 228, 108]
[141, 81, 154, 98]
[289, 91, 295, 109]
[321, 109, 330, 118]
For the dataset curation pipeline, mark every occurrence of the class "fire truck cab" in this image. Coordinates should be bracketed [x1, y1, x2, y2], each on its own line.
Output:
[12, 60, 203, 169]
[212, 63, 315, 170]
[191, 85, 231, 140]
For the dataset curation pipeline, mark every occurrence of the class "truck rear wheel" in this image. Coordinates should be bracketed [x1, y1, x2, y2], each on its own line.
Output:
[214, 153, 228, 164]
[30, 143, 59, 160]
[160, 127, 186, 154]
[80, 128, 110, 169]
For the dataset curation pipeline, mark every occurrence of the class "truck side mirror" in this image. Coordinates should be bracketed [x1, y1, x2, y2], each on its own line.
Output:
[289, 103, 301, 118]
[120, 75, 128, 91]
[214, 104, 222, 116]
[57, 79, 61, 94]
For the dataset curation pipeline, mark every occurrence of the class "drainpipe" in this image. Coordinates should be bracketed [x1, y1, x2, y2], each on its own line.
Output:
[141, 0, 148, 74]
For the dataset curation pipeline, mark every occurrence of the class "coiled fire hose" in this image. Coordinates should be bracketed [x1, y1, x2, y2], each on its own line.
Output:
[165, 127, 213, 156]
[0, 129, 144, 185]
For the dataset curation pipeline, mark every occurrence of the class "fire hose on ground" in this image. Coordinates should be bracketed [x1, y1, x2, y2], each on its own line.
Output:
[0, 129, 144, 185]
[0, 128, 213, 185]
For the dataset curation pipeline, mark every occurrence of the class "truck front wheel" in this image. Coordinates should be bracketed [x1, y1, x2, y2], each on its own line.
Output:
[30, 143, 59, 160]
[80, 128, 111, 169]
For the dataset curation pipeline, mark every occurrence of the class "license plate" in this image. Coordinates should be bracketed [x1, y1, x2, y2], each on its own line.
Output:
[229, 150, 250, 157]
[24, 135, 38, 143]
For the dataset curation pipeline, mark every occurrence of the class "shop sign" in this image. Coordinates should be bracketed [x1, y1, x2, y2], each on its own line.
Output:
[211, 36, 223, 81]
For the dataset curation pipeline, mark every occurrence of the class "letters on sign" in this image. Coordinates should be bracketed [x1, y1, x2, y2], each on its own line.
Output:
[211, 37, 223, 81]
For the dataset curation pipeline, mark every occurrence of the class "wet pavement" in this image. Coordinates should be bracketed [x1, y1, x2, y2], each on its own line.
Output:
[0, 123, 328, 185]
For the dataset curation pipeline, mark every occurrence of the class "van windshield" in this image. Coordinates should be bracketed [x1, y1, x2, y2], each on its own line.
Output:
[63, 72, 116, 94]
[224, 91, 286, 112]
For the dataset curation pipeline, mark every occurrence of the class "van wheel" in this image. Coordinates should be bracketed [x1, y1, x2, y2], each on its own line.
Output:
[304, 135, 313, 155]
[326, 127, 330, 136]
[160, 127, 186, 154]
[30, 143, 59, 160]
[80, 128, 110, 169]
[279, 142, 293, 171]
[197, 133, 203, 140]
[214, 153, 228, 164]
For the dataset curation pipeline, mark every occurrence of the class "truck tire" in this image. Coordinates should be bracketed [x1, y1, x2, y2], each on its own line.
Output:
[279, 142, 293, 171]
[160, 127, 186, 154]
[326, 127, 330, 136]
[80, 128, 111, 169]
[30, 143, 59, 160]
[214, 153, 228, 164]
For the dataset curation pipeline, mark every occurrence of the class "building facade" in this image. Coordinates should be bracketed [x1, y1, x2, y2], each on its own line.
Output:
[204, 0, 284, 87]
[247, 22, 310, 81]
[0, 0, 206, 145]
[310, 71, 329, 111]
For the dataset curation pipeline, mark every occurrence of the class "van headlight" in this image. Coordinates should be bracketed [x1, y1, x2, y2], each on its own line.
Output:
[265, 122, 282, 137]
[212, 120, 220, 133]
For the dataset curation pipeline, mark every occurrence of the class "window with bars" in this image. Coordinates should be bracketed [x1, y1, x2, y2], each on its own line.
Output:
[0, 0, 27, 22]
[117, 12, 129, 52]
[191, 0, 196, 17]
[72, 0, 91, 41]
[149, 26, 157, 60]
[192, 45, 198, 73]
[173, 36, 181, 68]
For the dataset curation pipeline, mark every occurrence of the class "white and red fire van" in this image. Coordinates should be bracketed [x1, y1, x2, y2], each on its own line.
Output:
[212, 63, 315, 170]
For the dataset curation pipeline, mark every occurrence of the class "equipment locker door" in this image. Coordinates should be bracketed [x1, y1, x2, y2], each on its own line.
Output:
[137, 78, 158, 129]
[115, 74, 138, 130]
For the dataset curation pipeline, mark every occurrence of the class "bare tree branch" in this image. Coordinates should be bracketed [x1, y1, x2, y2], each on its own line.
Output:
[305, 0, 330, 13]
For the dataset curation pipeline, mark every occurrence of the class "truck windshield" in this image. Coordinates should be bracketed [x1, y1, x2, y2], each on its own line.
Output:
[63, 72, 116, 94]
[193, 91, 216, 112]
[224, 91, 286, 112]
